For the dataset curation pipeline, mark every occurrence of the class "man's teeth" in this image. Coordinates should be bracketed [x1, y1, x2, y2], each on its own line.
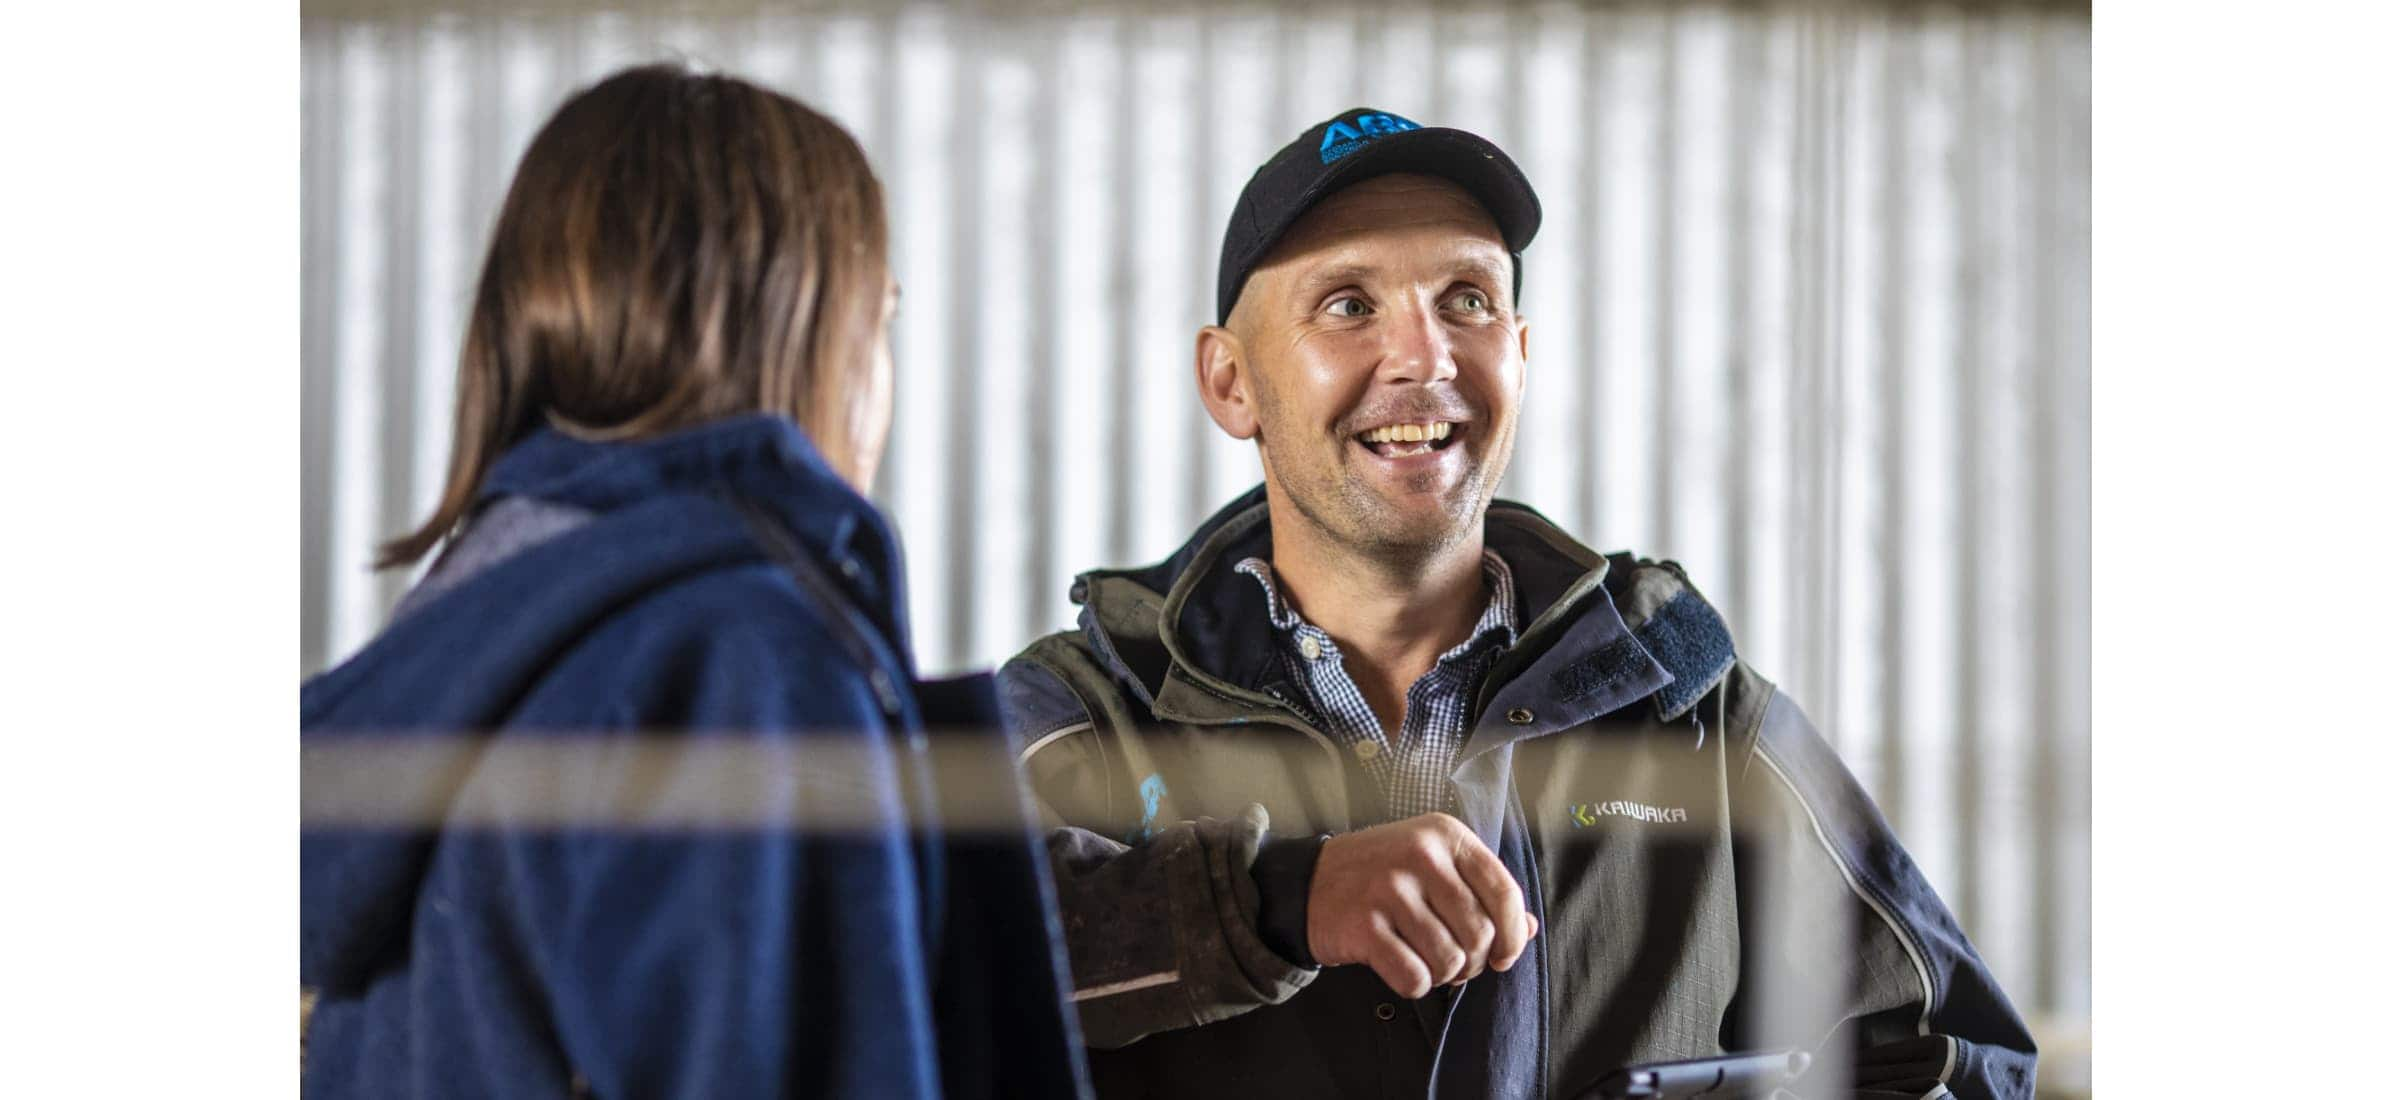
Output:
[1360, 422, 1454, 444]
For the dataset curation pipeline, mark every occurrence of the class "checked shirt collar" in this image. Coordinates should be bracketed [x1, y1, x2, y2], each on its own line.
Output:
[1231, 551, 1519, 820]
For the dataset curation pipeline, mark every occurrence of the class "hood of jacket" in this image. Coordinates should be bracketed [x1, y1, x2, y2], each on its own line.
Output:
[299, 414, 904, 995]
[1065, 485, 1738, 742]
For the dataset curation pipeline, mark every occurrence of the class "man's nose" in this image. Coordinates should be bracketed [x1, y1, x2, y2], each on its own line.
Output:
[1378, 300, 1460, 386]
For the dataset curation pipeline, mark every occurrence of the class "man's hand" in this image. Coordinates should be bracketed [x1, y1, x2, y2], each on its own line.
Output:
[1304, 812, 1539, 999]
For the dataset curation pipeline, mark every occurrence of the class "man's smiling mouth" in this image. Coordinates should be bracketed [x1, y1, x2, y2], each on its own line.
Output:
[1355, 421, 1463, 458]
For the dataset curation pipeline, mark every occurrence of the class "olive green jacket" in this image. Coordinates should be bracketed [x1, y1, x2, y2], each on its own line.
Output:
[997, 488, 2035, 1099]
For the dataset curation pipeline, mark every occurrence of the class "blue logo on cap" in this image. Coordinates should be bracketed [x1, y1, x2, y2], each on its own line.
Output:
[1319, 112, 1421, 164]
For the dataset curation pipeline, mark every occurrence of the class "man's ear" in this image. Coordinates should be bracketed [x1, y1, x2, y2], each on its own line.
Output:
[1194, 325, 1260, 440]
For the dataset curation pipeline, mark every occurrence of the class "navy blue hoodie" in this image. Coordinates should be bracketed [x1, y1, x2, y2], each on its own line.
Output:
[300, 415, 1089, 1099]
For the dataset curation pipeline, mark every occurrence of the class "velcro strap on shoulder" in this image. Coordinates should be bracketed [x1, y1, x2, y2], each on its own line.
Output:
[1631, 587, 1737, 722]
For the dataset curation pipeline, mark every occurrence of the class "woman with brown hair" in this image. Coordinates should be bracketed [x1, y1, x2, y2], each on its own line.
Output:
[300, 65, 1086, 1098]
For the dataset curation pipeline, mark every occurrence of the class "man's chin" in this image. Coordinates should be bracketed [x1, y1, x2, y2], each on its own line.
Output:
[1272, 465, 1487, 560]
[1342, 493, 1480, 555]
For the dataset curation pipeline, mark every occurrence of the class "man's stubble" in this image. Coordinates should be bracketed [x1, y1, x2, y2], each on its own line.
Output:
[1247, 362, 1511, 575]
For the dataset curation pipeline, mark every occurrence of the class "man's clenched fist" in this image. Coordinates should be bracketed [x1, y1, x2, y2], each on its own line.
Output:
[1303, 812, 1539, 999]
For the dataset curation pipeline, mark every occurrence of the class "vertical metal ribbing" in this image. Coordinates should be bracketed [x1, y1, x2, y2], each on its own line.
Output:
[1721, 4, 1756, 627]
[2057, 12, 2094, 1022]
[1269, 3, 1298, 138]
[1350, 4, 1377, 110]
[302, 25, 342, 676]
[1649, 5, 1679, 558]
[464, 14, 505, 323]
[1797, 4, 1826, 721]
[324, 23, 386, 670]
[944, 3, 986, 672]
[2028, 10, 2074, 1017]
[1499, 3, 1528, 177]
[376, 20, 426, 618]
[1427, 8, 1452, 122]
[1026, 16, 1061, 643]
[1783, 4, 1815, 700]
[1816, 6, 1852, 744]
[1874, 5, 1912, 831]
[1103, 8, 1139, 567]
[1575, 4, 1607, 542]
[1494, 0, 1533, 511]
[622, 7, 657, 69]
[408, 17, 465, 595]
[1951, 9, 1987, 937]
[1188, 15, 1219, 530]
[868, 8, 901, 506]
[551, 12, 586, 122]
[1988, 17, 2030, 1001]
[698, 4, 742, 80]
[792, 8, 825, 102]
[1498, 0, 1536, 515]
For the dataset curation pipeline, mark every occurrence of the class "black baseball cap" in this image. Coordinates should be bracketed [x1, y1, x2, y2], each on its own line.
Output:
[1214, 107, 1543, 324]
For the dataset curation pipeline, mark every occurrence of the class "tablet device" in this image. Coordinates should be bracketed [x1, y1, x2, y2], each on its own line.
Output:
[1577, 1049, 1812, 1099]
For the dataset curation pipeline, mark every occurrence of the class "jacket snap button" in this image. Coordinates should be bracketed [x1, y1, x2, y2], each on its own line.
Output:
[1507, 707, 1534, 725]
[1374, 1003, 1397, 1021]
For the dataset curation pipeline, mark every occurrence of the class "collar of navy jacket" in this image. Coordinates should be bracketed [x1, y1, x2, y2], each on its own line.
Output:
[1064, 485, 1738, 756]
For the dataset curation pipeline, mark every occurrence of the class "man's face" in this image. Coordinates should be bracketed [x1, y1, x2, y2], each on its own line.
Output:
[1225, 174, 1526, 562]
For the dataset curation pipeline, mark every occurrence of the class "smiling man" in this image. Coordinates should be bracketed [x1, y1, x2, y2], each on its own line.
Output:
[999, 109, 2036, 1099]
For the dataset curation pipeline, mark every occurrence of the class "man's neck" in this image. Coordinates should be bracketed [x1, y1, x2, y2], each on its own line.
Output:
[1265, 502, 1490, 738]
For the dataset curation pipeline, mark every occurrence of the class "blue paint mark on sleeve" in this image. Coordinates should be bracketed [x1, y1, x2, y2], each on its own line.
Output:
[1131, 773, 1168, 841]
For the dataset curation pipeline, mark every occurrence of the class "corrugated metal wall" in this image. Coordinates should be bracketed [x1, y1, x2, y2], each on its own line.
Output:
[300, 0, 2089, 1043]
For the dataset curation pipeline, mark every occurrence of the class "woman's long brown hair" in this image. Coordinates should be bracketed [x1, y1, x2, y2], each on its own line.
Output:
[378, 64, 889, 569]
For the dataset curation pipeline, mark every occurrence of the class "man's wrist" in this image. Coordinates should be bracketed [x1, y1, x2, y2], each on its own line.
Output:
[1250, 832, 1331, 968]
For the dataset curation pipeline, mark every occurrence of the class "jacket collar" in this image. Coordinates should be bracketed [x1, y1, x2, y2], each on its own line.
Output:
[478, 414, 909, 652]
[1069, 487, 1736, 739]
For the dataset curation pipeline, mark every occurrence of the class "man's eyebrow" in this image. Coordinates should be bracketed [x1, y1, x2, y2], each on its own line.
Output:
[1290, 263, 1376, 295]
[1448, 255, 1509, 287]
[1284, 251, 1512, 300]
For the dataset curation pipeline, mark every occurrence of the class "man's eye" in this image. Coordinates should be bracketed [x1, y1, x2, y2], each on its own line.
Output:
[1326, 297, 1372, 318]
[1450, 291, 1489, 312]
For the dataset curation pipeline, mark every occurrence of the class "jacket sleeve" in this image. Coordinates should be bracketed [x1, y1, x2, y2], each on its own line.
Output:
[1724, 671, 2038, 1100]
[453, 620, 954, 1099]
[998, 654, 1319, 1050]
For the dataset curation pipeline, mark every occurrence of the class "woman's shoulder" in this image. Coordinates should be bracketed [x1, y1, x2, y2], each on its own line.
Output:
[525, 559, 900, 732]
[620, 558, 875, 663]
